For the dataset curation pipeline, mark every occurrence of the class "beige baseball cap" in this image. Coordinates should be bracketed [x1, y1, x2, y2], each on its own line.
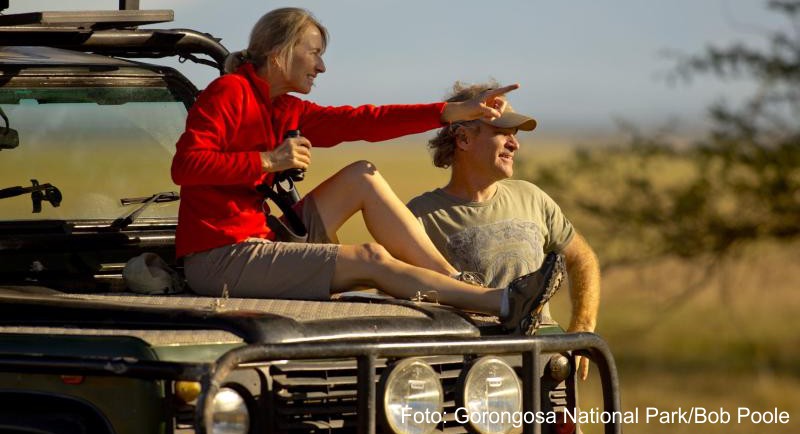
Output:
[483, 104, 537, 131]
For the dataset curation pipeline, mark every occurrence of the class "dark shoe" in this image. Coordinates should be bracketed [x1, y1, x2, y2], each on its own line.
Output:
[501, 252, 566, 334]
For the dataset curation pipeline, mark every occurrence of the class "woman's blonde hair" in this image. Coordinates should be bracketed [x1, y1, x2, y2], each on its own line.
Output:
[428, 80, 499, 168]
[224, 7, 329, 73]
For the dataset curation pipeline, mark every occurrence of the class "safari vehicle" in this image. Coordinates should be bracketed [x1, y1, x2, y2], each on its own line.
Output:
[0, 3, 621, 434]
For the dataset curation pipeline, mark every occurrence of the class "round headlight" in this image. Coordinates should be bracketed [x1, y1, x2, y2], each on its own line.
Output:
[382, 358, 444, 434]
[460, 357, 523, 434]
[211, 387, 250, 434]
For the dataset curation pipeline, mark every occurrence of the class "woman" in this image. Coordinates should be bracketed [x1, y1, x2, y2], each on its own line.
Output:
[171, 7, 561, 333]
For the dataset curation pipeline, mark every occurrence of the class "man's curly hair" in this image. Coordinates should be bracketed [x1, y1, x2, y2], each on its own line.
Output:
[428, 79, 500, 168]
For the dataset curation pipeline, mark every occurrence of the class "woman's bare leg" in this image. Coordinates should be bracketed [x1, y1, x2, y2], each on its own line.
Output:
[331, 243, 502, 315]
[308, 160, 457, 275]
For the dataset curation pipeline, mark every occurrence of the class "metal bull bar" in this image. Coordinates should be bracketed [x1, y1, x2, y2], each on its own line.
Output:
[196, 332, 623, 434]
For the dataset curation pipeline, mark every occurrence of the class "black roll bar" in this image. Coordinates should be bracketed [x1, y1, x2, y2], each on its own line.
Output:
[197, 333, 623, 434]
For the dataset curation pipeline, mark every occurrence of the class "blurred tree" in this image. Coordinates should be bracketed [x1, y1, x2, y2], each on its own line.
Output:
[530, 0, 800, 269]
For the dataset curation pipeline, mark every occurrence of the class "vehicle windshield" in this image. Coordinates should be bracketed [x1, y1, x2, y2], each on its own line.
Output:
[0, 86, 185, 221]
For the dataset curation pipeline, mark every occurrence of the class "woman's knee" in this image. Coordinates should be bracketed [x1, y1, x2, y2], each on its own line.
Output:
[331, 243, 396, 290]
[355, 242, 394, 265]
[339, 160, 383, 185]
[347, 159, 378, 174]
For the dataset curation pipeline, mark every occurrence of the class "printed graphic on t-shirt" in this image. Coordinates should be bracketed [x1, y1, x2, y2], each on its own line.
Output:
[445, 219, 545, 288]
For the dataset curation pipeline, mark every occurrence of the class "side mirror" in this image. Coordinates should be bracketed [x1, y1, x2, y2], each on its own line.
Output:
[0, 127, 19, 150]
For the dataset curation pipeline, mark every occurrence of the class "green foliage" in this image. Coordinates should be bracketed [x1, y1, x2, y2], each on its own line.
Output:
[528, 1, 800, 266]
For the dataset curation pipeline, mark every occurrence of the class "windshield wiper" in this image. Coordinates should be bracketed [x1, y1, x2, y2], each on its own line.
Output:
[0, 179, 62, 213]
[111, 191, 179, 230]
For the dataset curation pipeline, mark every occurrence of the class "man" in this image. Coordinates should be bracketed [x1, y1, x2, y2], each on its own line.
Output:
[407, 81, 600, 379]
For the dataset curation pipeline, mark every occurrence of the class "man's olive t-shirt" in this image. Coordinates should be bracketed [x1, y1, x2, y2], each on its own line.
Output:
[407, 179, 574, 289]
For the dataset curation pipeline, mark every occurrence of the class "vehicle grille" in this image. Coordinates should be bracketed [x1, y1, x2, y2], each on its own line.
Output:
[270, 355, 469, 433]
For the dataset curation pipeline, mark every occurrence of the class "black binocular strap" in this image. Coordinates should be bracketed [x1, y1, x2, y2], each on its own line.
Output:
[256, 183, 308, 238]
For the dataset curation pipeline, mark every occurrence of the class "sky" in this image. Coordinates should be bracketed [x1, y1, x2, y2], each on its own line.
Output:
[7, 0, 788, 142]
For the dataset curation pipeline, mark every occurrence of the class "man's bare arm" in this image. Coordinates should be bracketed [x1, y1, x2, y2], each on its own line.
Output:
[561, 231, 601, 379]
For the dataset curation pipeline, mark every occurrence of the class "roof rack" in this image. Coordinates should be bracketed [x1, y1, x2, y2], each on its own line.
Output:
[0, 8, 229, 74]
[0, 10, 174, 30]
[0, 0, 144, 13]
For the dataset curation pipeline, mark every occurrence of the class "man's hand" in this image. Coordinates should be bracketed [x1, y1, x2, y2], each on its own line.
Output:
[260, 135, 312, 173]
[567, 323, 594, 380]
[440, 84, 520, 123]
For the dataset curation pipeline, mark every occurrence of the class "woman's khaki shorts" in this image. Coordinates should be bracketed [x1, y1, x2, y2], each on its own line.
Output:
[184, 196, 339, 300]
